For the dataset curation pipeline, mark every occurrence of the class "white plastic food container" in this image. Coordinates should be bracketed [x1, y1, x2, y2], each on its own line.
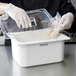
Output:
[8, 29, 70, 67]
[0, 9, 70, 67]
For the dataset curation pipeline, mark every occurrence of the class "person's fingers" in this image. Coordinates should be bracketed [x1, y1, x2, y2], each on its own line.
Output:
[15, 19, 21, 28]
[26, 15, 32, 27]
[20, 17, 26, 28]
[61, 19, 68, 27]
[23, 16, 29, 28]
[59, 17, 65, 24]
[60, 19, 70, 30]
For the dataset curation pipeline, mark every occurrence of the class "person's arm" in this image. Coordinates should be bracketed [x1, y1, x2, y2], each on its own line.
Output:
[50, 0, 76, 37]
[59, 0, 76, 17]
[0, 3, 9, 14]
[0, 3, 8, 5]
[59, 0, 76, 24]
[58, 0, 76, 32]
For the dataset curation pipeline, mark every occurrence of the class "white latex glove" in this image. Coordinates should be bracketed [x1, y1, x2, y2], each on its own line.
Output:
[49, 13, 74, 39]
[5, 3, 31, 28]
[51, 13, 74, 31]
[59, 13, 74, 30]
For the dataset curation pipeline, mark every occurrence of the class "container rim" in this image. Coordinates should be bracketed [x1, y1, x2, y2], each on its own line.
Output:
[10, 34, 70, 45]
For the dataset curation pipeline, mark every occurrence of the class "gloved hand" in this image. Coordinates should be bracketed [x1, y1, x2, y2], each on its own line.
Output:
[51, 13, 74, 31]
[49, 13, 74, 39]
[59, 13, 74, 30]
[5, 3, 31, 28]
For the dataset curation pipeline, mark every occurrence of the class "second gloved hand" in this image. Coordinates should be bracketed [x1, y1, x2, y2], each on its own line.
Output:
[59, 12, 74, 31]
[51, 12, 74, 31]
[5, 3, 31, 28]
[49, 12, 74, 39]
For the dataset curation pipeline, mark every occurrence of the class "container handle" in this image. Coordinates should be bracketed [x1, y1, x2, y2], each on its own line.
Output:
[40, 43, 48, 46]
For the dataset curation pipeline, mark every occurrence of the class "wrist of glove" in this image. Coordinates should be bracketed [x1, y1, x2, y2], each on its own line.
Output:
[5, 3, 31, 28]
[0, 4, 9, 14]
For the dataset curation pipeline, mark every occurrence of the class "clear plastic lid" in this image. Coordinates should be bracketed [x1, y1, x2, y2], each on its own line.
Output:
[1, 9, 53, 32]
[0, 9, 54, 38]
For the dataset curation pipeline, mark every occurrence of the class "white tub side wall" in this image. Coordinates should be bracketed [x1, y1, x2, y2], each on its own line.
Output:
[11, 39, 64, 67]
